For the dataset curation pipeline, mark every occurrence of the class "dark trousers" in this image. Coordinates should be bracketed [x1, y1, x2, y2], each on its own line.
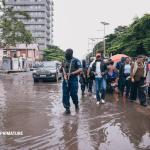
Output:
[121, 76, 131, 97]
[79, 76, 87, 93]
[62, 77, 78, 109]
[118, 77, 123, 91]
[130, 79, 146, 104]
[148, 86, 150, 98]
[88, 78, 93, 93]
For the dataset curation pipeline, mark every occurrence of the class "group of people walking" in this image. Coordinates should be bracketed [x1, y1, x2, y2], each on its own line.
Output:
[61, 49, 150, 114]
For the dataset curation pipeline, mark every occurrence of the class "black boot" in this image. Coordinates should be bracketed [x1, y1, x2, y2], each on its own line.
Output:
[75, 104, 79, 112]
[140, 102, 147, 107]
[82, 91, 85, 96]
[65, 108, 71, 114]
[148, 87, 150, 98]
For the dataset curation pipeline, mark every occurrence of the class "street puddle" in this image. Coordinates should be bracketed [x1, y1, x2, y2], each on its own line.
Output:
[0, 73, 150, 150]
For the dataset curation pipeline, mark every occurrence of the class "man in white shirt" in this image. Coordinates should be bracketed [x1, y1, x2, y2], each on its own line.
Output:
[91, 52, 107, 104]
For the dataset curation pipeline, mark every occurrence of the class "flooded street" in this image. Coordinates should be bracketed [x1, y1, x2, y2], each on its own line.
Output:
[0, 72, 150, 150]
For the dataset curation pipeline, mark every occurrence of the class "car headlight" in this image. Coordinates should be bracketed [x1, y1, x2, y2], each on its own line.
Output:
[33, 70, 37, 73]
[51, 72, 56, 74]
[51, 74, 55, 77]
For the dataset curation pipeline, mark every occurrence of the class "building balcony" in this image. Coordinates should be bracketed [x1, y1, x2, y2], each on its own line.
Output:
[22, 20, 46, 25]
[46, 5, 50, 11]
[16, 13, 46, 18]
[32, 33, 45, 38]
[13, 7, 46, 12]
[6, 1, 45, 6]
[46, 17, 50, 22]
[26, 26, 46, 31]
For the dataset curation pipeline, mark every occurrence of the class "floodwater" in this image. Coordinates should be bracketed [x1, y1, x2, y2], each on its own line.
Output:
[0, 72, 150, 150]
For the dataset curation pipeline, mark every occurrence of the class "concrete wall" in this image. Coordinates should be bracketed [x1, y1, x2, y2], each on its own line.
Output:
[4, 48, 40, 61]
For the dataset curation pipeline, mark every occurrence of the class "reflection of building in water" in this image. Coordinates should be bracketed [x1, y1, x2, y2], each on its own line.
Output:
[1, 74, 51, 149]
[0, 80, 7, 146]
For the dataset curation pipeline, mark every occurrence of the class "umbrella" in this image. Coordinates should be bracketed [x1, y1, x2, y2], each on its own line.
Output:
[110, 54, 129, 62]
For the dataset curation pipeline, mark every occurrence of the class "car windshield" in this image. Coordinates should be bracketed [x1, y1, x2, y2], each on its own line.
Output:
[42, 62, 56, 68]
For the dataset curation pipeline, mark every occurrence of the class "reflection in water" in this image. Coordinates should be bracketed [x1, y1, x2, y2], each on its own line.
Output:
[121, 105, 150, 150]
[0, 73, 149, 150]
[0, 80, 7, 112]
[139, 133, 150, 149]
[61, 118, 78, 150]
[0, 79, 7, 147]
[99, 122, 135, 150]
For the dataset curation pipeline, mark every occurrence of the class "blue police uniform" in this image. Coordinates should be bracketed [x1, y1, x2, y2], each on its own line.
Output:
[62, 57, 81, 110]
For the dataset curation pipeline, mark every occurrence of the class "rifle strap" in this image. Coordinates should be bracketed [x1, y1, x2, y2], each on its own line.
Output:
[68, 59, 73, 79]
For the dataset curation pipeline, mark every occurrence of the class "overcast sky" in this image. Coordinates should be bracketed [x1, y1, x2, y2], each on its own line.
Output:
[54, 0, 150, 59]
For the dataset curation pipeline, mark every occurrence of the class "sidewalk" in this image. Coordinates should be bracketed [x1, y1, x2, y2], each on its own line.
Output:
[0, 70, 27, 74]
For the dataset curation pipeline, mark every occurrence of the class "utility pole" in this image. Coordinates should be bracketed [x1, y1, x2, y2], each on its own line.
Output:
[88, 37, 102, 56]
[101, 22, 109, 58]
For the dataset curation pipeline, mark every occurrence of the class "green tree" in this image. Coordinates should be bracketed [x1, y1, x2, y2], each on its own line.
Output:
[43, 45, 65, 62]
[92, 14, 150, 57]
[0, 0, 33, 47]
[107, 14, 150, 56]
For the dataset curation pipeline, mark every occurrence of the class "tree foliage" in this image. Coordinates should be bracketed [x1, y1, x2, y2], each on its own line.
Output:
[43, 45, 65, 62]
[93, 14, 150, 57]
[0, 0, 33, 47]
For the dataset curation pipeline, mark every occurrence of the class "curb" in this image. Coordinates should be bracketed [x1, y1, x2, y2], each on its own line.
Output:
[0, 70, 27, 74]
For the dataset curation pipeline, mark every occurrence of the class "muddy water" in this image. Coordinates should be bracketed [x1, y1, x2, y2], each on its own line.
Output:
[0, 72, 150, 150]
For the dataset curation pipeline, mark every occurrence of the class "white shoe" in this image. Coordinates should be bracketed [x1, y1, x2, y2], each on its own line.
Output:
[101, 99, 105, 104]
[96, 101, 100, 105]
[93, 95, 96, 99]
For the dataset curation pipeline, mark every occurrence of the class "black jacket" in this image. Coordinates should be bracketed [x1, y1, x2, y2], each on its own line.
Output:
[91, 60, 107, 77]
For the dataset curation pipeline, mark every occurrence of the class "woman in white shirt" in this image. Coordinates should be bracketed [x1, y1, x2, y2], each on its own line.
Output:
[119, 57, 131, 98]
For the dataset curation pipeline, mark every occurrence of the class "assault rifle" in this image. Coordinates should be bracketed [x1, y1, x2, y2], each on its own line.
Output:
[62, 59, 73, 88]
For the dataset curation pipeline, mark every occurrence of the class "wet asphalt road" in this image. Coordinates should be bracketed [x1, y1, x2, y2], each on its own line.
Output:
[0, 72, 150, 150]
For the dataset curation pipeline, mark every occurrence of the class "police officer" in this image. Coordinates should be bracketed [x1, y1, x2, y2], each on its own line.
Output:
[62, 49, 82, 114]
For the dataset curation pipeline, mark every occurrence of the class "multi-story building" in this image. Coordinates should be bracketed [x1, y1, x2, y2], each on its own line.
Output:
[5, 0, 54, 54]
